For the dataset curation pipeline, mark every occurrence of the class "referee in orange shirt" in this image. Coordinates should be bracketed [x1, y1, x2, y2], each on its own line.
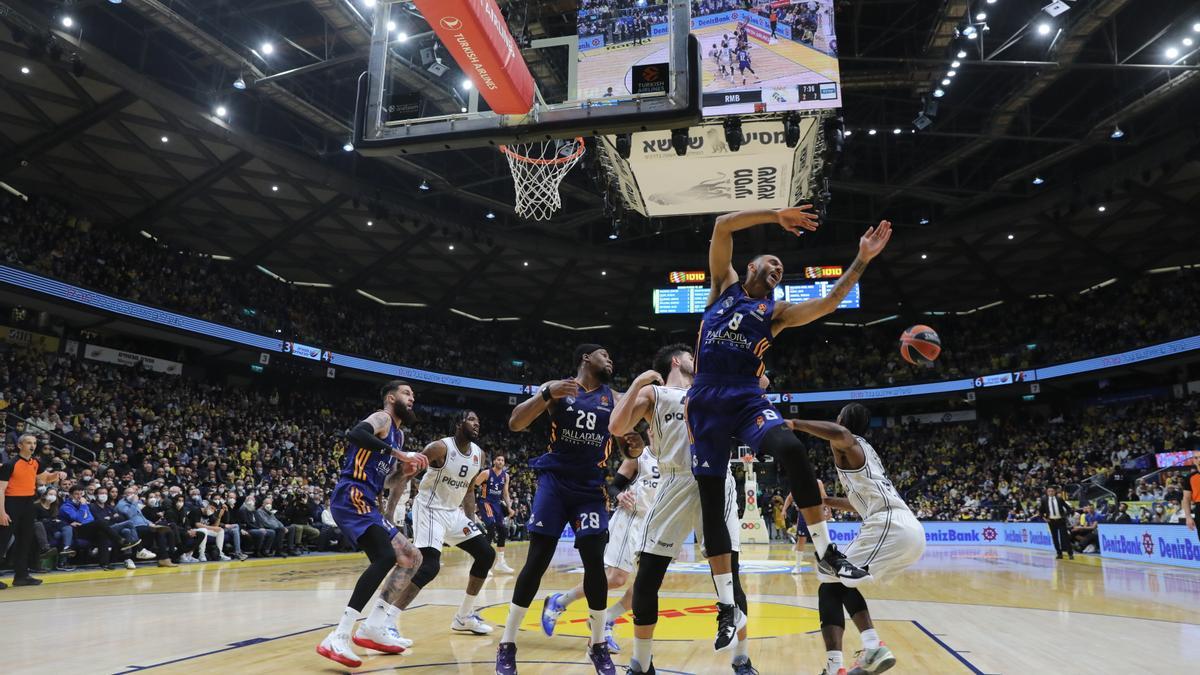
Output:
[1184, 452, 1199, 543]
[1, 434, 66, 588]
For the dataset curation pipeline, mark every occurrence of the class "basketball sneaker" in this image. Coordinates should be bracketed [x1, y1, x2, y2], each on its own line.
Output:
[713, 602, 747, 652]
[603, 619, 620, 652]
[452, 612, 494, 635]
[316, 631, 362, 668]
[814, 544, 871, 587]
[626, 662, 656, 674]
[353, 622, 411, 653]
[818, 668, 847, 675]
[848, 644, 896, 675]
[586, 642, 617, 675]
[791, 563, 804, 575]
[732, 657, 759, 674]
[494, 558, 515, 574]
[495, 642, 518, 675]
[541, 592, 567, 636]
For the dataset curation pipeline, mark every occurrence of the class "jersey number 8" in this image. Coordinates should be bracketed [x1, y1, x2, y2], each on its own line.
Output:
[576, 410, 597, 430]
[458, 464, 470, 478]
[727, 312, 744, 331]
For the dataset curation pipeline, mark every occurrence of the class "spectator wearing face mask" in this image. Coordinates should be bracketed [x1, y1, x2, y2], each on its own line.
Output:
[141, 491, 184, 564]
[116, 487, 177, 567]
[165, 491, 203, 563]
[58, 485, 126, 570]
[90, 487, 141, 569]
[187, 501, 232, 562]
[34, 487, 71, 565]
[284, 491, 321, 552]
[255, 495, 293, 557]
[237, 495, 277, 557]
[212, 493, 248, 560]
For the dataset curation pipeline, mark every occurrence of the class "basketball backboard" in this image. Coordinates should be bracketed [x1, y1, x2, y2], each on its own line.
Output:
[353, 0, 703, 155]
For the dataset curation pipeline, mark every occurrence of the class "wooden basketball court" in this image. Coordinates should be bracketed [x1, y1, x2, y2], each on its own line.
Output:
[3, 541, 1194, 673]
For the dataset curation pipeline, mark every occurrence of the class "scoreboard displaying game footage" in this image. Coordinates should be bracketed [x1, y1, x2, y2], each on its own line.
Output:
[653, 282, 860, 314]
[577, 0, 841, 116]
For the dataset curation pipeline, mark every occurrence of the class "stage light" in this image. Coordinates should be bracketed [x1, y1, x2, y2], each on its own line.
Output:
[397, 32, 408, 42]
[921, 253, 928, 260]
[61, 16, 74, 28]
[957, 50, 967, 58]
[976, 12, 987, 20]
[868, 129, 877, 135]
[947, 70, 957, 77]
[942, 78, 951, 85]
[387, 21, 397, 32]
[1037, 23, 1052, 36]
[844, 129, 853, 137]
[523, 261, 529, 267]
[215, 105, 228, 117]
[486, 211, 496, 220]
[20, 66, 30, 75]
[933, 88, 945, 98]
[232, 76, 247, 90]
[1097, 205, 1106, 213]
[448, 244, 455, 250]
[461, 78, 472, 90]
[1007, 234, 1014, 240]
[366, 220, 373, 227]
[893, 128, 902, 135]
[364, 0, 375, 6]
[342, 141, 354, 151]
[919, 217, 930, 225]
[271, 185, 279, 192]
[1032, 176, 1045, 185]
[1184, 38, 1194, 47]
[160, 136, 169, 143]
[460, 107, 467, 113]
[1165, 46, 1180, 59]
[723, 118, 745, 152]
[1193, 22, 1200, 32]
[261, 42, 274, 55]
[951, 60, 961, 68]
[418, 180, 430, 191]
[601, 270, 608, 276]
[1110, 125, 1125, 139]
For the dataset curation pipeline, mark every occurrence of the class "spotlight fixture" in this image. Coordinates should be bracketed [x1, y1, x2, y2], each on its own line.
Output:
[61, 16, 74, 28]
[271, 185, 279, 192]
[418, 179, 430, 191]
[1037, 23, 1052, 36]
[782, 114, 801, 148]
[723, 117, 745, 152]
[951, 60, 961, 68]
[1194, 22, 1200, 32]
[397, 32, 409, 42]
[1032, 176, 1045, 185]
[1184, 38, 1195, 47]
[1110, 125, 1125, 140]
[160, 136, 169, 143]
[947, 70, 957, 77]
[261, 42, 274, 55]
[892, 128, 902, 135]
[976, 12, 986, 20]
[942, 78, 951, 85]
[366, 220, 373, 227]
[601, 270, 608, 276]
[918, 217, 930, 225]
[108, 0, 123, 4]
[933, 88, 945, 98]
[215, 105, 228, 117]
[448, 244, 455, 250]
[461, 78, 473, 90]
[387, 21, 397, 32]
[1007, 234, 1014, 240]
[342, 141, 355, 152]
[844, 129, 853, 137]
[921, 253, 928, 260]
[957, 50, 967, 58]
[485, 211, 496, 220]
[523, 261, 529, 267]
[671, 127, 691, 155]
[364, 0, 375, 6]
[1097, 205, 1106, 213]
[460, 107, 467, 113]
[20, 65, 30, 75]
[615, 133, 633, 159]
[961, 25, 976, 38]
[868, 128, 877, 136]
[1165, 46, 1180, 60]
[232, 75, 247, 90]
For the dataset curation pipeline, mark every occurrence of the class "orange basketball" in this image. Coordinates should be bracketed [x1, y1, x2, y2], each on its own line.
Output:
[900, 324, 941, 364]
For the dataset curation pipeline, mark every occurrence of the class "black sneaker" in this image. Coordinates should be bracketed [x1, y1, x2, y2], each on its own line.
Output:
[713, 602, 746, 652]
[814, 544, 870, 587]
[732, 657, 759, 674]
[12, 576, 43, 587]
[626, 662, 656, 674]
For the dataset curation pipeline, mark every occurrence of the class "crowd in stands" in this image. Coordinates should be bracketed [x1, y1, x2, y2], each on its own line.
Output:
[2, 196, 1198, 396]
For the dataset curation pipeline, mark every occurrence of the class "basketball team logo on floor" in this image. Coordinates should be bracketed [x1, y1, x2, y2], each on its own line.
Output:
[565, 559, 802, 575]
[478, 599, 821, 641]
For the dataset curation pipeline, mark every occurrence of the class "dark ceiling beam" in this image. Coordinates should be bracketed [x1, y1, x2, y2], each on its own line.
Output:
[1038, 215, 1136, 278]
[0, 91, 136, 175]
[124, 152, 253, 232]
[438, 246, 505, 305]
[250, 53, 363, 87]
[953, 237, 1019, 301]
[921, 0, 970, 56]
[1126, 180, 1197, 221]
[531, 260, 577, 321]
[342, 225, 435, 289]
[241, 194, 352, 265]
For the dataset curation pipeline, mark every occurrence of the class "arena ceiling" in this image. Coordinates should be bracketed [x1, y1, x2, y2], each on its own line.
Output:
[1, 0, 1198, 325]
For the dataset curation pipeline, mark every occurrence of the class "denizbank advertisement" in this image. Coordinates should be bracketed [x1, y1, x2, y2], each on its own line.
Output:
[1098, 524, 1200, 569]
[825, 521, 1055, 551]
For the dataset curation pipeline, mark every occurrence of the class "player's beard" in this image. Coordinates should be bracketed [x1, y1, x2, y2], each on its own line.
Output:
[595, 366, 613, 384]
[393, 401, 417, 426]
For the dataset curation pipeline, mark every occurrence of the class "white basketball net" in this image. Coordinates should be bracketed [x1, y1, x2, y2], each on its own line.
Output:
[500, 137, 585, 221]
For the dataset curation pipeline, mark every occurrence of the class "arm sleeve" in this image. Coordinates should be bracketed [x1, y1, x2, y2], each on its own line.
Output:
[607, 473, 633, 501]
[347, 421, 394, 454]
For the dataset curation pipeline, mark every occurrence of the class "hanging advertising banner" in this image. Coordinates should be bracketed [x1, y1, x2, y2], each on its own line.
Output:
[84, 344, 182, 375]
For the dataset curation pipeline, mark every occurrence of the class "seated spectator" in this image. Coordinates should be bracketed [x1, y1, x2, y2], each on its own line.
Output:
[90, 486, 140, 569]
[212, 493, 248, 561]
[59, 485, 125, 570]
[34, 487, 71, 564]
[164, 491, 203, 563]
[238, 494, 280, 557]
[256, 495, 294, 557]
[1109, 502, 1132, 524]
[1071, 504, 1100, 553]
[116, 487, 177, 567]
[285, 491, 322, 552]
[188, 501, 232, 562]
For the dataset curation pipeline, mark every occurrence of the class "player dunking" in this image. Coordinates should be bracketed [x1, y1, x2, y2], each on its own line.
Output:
[610, 343, 758, 674]
[377, 411, 498, 638]
[688, 207, 892, 651]
[788, 405, 926, 675]
[541, 432, 654, 653]
[496, 344, 626, 675]
[475, 454, 515, 573]
[316, 380, 430, 668]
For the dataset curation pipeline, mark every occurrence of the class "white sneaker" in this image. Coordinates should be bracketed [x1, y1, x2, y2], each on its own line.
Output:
[316, 631, 363, 668]
[791, 564, 804, 575]
[494, 559, 515, 574]
[218, 554, 233, 561]
[451, 613, 494, 635]
[198, 553, 208, 562]
[179, 554, 198, 563]
[136, 549, 157, 560]
[353, 622, 412, 653]
[124, 559, 137, 570]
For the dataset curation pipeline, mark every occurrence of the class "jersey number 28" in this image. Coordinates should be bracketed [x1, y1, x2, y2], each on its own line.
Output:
[575, 410, 597, 430]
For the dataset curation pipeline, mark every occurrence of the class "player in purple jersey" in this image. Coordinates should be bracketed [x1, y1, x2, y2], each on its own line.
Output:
[316, 380, 430, 668]
[688, 207, 892, 652]
[496, 344, 635, 675]
[474, 454, 514, 573]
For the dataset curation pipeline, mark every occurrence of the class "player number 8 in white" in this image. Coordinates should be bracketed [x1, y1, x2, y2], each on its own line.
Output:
[727, 312, 744, 331]
[579, 512, 600, 529]
[575, 410, 597, 430]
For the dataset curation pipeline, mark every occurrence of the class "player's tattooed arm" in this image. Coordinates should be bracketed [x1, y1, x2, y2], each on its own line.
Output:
[772, 221, 891, 331]
[382, 465, 412, 524]
[509, 379, 579, 431]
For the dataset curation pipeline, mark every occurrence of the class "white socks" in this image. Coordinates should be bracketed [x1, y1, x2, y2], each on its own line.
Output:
[457, 593, 476, 619]
[809, 520, 833, 557]
[589, 609, 605, 644]
[336, 606, 357, 635]
[561, 586, 586, 606]
[605, 599, 626, 623]
[501, 603, 528, 643]
[826, 650, 843, 674]
[861, 628, 880, 650]
[733, 633, 750, 665]
[713, 572, 735, 605]
[365, 598, 400, 630]
[795, 547, 805, 565]
[631, 637, 653, 672]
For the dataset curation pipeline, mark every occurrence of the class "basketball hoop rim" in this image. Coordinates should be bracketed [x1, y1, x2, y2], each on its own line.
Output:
[499, 137, 586, 166]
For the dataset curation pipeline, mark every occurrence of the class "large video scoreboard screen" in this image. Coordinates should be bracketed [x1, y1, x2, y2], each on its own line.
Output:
[577, 0, 842, 116]
[653, 282, 860, 314]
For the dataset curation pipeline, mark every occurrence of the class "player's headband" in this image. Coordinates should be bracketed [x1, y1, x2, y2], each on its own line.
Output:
[574, 343, 605, 366]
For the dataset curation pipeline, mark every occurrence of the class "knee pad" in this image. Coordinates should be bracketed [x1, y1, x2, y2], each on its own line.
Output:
[411, 547, 442, 588]
[841, 586, 868, 617]
[818, 583, 846, 629]
[632, 553, 671, 626]
[459, 536, 496, 578]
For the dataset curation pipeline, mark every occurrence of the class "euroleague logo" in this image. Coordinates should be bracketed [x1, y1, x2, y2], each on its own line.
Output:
[981, 526, 998, 542]
[440, 16, 463, 30]
[640, 65, 662, 82]
[1142, 532, 1154, 555]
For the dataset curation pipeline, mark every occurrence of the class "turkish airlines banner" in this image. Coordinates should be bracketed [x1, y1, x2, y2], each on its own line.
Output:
[413, 0, 536, 115]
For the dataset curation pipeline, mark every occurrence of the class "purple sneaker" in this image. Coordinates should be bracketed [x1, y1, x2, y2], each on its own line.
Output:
[496, 642, 518, 675]
[588, 642, 617, 675]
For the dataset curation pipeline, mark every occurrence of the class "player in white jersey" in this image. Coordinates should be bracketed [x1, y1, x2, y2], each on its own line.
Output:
[787, 404, 925, 675]
[380, 411, 497, 637]
[608, 344, 757, 675]
[540, 436, 655, 652]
